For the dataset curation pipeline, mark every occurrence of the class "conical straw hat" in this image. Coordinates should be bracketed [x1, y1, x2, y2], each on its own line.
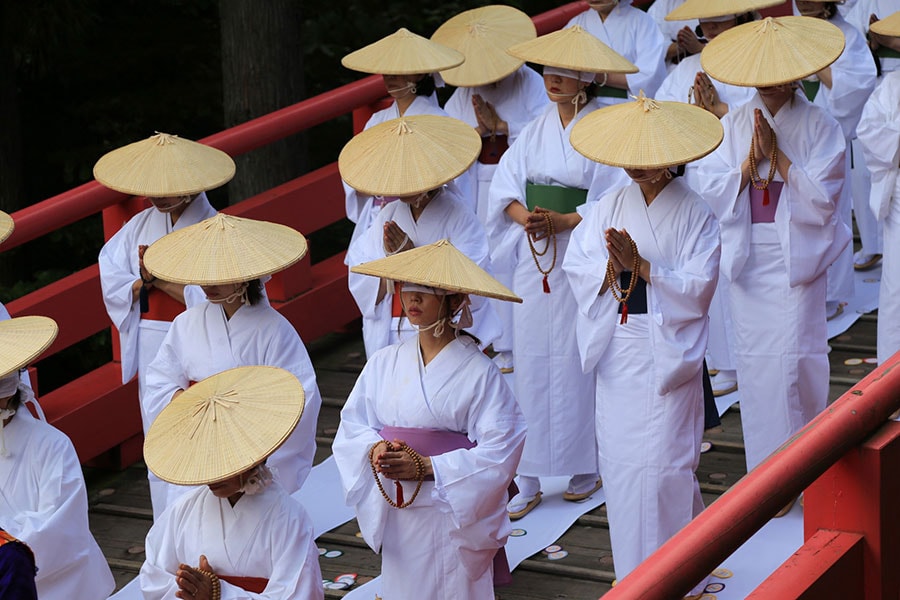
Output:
[93, 132, 236, 197]
[571, 92, 724, 169]
[0, 211, 13, 245]
[871, 11, 900, 37]
[432, 5, 536, 87]
[339, 115, 480, 197]
[701, 16, 844, 87]
[144, 366, 305, 486]
[666, 0, 786, 21]
[143, 213, 308, 285]
[351, 239, 522, 303]
[342, 27, 465, 75]
[0, 316, 59, 379]
[506, 25, 638, 74]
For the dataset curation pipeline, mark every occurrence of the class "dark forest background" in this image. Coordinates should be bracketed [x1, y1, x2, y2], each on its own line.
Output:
[0, 0, 574, 387]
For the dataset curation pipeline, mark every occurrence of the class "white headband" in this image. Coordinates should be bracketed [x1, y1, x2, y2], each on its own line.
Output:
[543, 66, 595, 84]
[0, 372, 19, 398]
[400, 283, 451, 296]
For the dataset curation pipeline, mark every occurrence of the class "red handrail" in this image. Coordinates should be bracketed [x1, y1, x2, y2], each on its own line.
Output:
[603, 353, 900, 599]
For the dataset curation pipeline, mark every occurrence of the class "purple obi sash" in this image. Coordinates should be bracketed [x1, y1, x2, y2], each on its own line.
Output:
[378, 426, 513, 587]
[750, 181, 783, 223]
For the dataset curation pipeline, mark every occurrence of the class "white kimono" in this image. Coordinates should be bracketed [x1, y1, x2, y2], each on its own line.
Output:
[487, 99, 629, 477]
[332, 336, 526, 600]
[342, 94, 473, 245]
[144, 299, 322, 512]
[140, 484, 323, 600]
[794, 9, 878, 305]
[347, 186, 501, 358]
[856, 69, 900, 364]
[845, 0, 900, 76]
[566, 1, 668, 103]
[0, 411, 114, 600]
[563, 178, 719, 592]
[444, 66, 549, 223]
[696, 91, 848, 471]
[646, 0, 698, 72]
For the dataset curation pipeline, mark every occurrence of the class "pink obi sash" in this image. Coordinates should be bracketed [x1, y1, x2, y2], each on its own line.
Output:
[378, 426, 513, 587]
[373, 196, 400, 208]
[750, 181, 783, 223]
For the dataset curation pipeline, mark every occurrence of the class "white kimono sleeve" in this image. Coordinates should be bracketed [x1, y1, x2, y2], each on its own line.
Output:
[143, 319, 192, 426]
[98, 221, 142, 383]
[857, 72, 900, 220]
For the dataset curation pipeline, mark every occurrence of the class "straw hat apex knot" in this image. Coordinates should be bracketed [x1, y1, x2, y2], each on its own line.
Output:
[468, 21, 488, 36]
[757, 17, 778, 33]
[397, 27, 414, 38]
[392, 120, 414, 136]
[569, 24, 585, 34]
[189, 390, 239, 439]
[204, 213, 234, 230]
[151, 132, 179, 146]
[631, 90, 660, 113]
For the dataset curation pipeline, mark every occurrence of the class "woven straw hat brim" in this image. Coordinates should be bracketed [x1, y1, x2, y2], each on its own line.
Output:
[93, 133, 236, 197]
[351, 239, 522, 303]
[432, 5, 536, 87]
[0, 316, 59, 379]
[339, 115, 481, 197]
[506, 25, 638, 74]
[143, 213, 308, 285]
[871, 11, 900, 37]
[701, 16, 845, 87]
[665, 0, 786, 21]
[0, 211, 13, 245]
[571, 95, 724, 168]
[144, 366, 305, 486]
[342, 27, 465, 75]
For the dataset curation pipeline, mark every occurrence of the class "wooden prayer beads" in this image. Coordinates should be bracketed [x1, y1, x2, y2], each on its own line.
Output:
[369, 441, 425, 509]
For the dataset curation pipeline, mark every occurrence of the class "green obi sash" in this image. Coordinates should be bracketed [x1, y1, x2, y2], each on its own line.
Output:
[594, 85, 629, 99]
[876, 47, 900, 60]
[801, 79, 820, 102]
[525, 183, 588, 213]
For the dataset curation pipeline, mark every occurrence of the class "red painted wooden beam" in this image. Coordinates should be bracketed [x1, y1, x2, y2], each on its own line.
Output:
[601, 352, 900, 600]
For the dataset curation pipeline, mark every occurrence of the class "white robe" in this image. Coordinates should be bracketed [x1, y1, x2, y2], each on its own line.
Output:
[856, 69, 900, 364]
[342, 94, 474, 245]
[696, 91, 848, 471]
[140, 484, 323, 600]
[794, 10, 878, 304]
[98, 193, 215, 388]
[563, 178, 719, 592]
[487, 99, 629, 476]
[566, 1, 668, 103]
[646, 0, 698, 72]
[332, 336, 526, 600]
[444, 66, 549, 353]
[0, 412, 114, 600]
[845, 0, 900, 76]
[144, 299, 322, 511]
[346, 187, 501, 358]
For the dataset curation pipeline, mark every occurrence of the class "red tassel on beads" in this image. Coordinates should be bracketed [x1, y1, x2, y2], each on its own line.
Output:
[542, 275, 551, 294]
[395, 481, 404, 506]
[620, 303, 629, 325]
[762, 187, 770, 206]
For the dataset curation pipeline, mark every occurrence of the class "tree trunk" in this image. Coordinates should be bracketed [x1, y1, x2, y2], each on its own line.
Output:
[219, 0, 307, 205]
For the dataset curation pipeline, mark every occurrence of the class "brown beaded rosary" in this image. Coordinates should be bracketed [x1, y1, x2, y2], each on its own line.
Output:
[605, 236, 641, 324]
[748, 126, 778, 206]
[527, 212, 556, 293]
[369, 441, 425, 508]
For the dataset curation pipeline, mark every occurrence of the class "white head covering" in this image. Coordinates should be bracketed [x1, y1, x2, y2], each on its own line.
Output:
[0, 371, 21, 457]
[543, 66, 595, 83]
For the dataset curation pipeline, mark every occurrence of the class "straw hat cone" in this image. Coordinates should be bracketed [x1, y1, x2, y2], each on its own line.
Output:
[871, 11, 900, 38]
[339, 115, 481, 197]
[571, 92, 724, 169]
[0, 316, 59, 379]
[351, 238, 522, 303]
[0, 211, 13, 245]
[93, 132, 235, 198]
[143, 213, 308, 285]
[665, 0, 786, 21]
[342, 27, 464, 75]
[432, 5, 536, 87]
[506, 25, 638, 74]
[701, 16, 845, 87]
[144, 366, 305, 486]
